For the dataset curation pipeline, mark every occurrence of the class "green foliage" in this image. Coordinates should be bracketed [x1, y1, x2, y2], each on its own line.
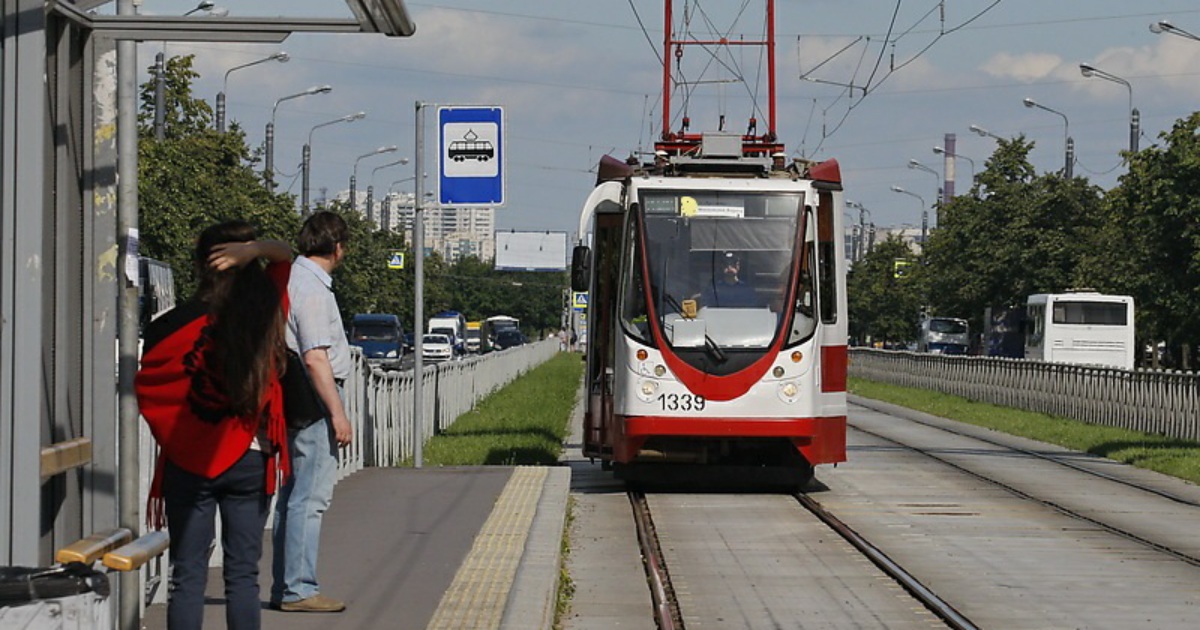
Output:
[417, 352, 584, 466]
[136, 54, 298, 300]
[847, 237, 924, 345]
[1078, 112, 1200, 361]
[849, 376, 1200, 485]
[920, 136, 1102, 335]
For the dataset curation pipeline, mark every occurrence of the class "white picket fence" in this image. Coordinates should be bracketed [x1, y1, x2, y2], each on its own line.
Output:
[849, 348, 1200, 442]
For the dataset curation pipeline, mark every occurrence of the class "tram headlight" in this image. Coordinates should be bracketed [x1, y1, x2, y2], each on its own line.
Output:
[653, 364, 667, 377]
[778, 380, 799, 403]
[772, 366, 785, 378]
[638, 379, 660, 402]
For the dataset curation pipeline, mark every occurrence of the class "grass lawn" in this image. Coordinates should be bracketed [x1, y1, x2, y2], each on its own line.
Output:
[418, 352, 585, 466]
[849, 376, 1200, 486]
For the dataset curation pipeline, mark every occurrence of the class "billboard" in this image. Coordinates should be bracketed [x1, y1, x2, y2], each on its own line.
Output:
[494, 231, 568, 272]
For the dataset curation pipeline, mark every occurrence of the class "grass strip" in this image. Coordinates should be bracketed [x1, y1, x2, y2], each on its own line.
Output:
[419, 352, 585, 466]
[849, 376, 1200, 486]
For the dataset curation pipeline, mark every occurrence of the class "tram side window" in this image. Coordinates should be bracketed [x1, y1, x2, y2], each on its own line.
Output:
[816, 191, 838, 324]
[620, 210, 652, 344]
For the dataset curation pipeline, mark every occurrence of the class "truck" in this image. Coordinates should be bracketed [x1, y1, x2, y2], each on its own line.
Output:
[465, 321, 482, 353]
[349, 313, 405, 370]
[428, 310, 467, 357]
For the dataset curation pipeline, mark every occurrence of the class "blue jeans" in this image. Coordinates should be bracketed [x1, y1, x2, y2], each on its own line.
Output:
[165, 450, 269, 630]
[270, 417, 338, 603]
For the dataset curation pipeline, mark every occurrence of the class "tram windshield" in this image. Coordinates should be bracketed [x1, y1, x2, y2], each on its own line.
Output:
[622, 190, 816, 355]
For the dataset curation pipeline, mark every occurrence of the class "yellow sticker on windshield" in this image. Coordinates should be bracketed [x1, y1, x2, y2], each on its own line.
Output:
[680, 196, 698, 216]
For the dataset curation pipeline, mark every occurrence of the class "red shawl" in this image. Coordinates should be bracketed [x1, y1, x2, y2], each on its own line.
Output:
[136, 261, 292, 528]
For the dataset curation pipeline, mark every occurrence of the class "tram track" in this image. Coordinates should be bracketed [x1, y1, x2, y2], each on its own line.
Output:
[849, 402, 1200, 569]
[627, 487, 977, 629]
[628, 490, 685, 630]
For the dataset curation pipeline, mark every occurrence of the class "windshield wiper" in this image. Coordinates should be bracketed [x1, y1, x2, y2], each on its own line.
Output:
[663, 293, 727, 363]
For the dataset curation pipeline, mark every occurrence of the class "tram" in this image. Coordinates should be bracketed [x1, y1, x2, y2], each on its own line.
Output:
[571, 0, 847, 488]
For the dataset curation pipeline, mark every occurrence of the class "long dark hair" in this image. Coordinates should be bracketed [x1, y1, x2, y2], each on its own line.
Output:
[194, 221, 285, 417]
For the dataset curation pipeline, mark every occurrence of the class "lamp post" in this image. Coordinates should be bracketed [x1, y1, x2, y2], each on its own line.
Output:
[891, 186, 928, 247]
[368, 158, 410, 228]
[265, 85, 332, 188]
[217, 52, 288, 133]
[351, 146, 398, 213]
[302, 112, 365, 214]
[907, 158, 942, 204]
[933, 146, 975, 183]
[969, 124, 1007, 142]
[1023, 97, 1073, 178]
[1079, 63, 1138, 153]
[1150, 20, 1200, 42]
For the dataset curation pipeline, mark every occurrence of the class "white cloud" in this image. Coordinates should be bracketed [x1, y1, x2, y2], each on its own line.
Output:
[980, 52, 1063, 82]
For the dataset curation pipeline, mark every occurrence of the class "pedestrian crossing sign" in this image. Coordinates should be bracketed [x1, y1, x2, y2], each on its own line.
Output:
[573, 291, 588, 310]
[388, 251, 405, 270]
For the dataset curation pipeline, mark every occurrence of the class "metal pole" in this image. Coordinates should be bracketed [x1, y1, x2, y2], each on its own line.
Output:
[414, 101, 426, 468]
[117, 1, 141, 627]
[1131, 108, 1140, 153]
[154, 52, 165, 141]
[349, 174, 357, 212]
[366, 185, 374, 226]
[301, 143, 311, 214]
[216, 91, 226, 133]
[264, 121, 274, 189]
[1065, 137, 1074, 179]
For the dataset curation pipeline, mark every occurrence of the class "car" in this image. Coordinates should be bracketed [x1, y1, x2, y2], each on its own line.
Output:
[349, 313, 404, 370]
[493, 329, 527, 350]
[421, 333, 454, 362]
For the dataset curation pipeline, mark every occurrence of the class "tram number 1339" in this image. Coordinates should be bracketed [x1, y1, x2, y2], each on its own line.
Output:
[656, 392, 706, 411]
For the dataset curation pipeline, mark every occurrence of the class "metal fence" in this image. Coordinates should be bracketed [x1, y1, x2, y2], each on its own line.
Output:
[848, 348, 1200, 442]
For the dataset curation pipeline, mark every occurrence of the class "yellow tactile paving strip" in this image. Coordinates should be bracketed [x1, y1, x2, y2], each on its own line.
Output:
[426, 466, 547, 630]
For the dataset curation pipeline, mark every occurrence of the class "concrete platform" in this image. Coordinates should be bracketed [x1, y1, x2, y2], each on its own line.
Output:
[142, 464, 570, 630]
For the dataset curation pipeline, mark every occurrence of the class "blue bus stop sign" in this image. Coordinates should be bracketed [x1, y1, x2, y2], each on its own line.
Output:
[438, 106, 504, 206]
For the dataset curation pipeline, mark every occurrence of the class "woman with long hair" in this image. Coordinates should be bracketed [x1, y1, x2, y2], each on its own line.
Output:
[137, 220, 292, 630]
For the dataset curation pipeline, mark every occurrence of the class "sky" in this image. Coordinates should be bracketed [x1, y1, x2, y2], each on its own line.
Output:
[141, 0, 1200, 236]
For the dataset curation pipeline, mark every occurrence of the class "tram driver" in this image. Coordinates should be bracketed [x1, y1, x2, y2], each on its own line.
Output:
[701, 251, 761, 308]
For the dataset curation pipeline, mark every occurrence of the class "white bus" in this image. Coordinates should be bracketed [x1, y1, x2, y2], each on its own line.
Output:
[1024, 292, 1135, 369]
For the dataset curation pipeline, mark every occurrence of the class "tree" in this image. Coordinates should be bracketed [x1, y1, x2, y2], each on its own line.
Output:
[922, 136, 1102, 335]
[1079, 112, 1200, 365]
[137, 55, 299, 300]
[847, 236, 924, 345]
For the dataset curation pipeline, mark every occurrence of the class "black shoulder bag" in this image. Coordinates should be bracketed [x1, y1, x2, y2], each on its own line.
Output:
[282, 349, 328, 431]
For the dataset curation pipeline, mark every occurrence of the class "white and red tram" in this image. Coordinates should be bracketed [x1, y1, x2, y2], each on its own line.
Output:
[571, 150, 848, 487]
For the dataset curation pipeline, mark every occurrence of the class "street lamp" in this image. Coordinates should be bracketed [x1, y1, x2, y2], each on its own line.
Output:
[302, 112, 365, 214]
[932, 146, 975, 183]
[1079, 63, 1138, 153]
[265, 85, 332, 188]
[217, 52, 288, 133]
[367, 158, 411, 227]
[1023, 97, 1073, 178]
[891, 186, 928, 247]
[1150, 20, 1200, 42]
[907, 158, 941, 204]
[351, 146, 398, 213]
[969, 124, 1007, 142]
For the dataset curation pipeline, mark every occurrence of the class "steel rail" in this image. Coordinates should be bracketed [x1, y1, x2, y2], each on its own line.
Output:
[628, 490, 684, 630]
[795, 493, 980, 630]
[850, 419, 1200, 568]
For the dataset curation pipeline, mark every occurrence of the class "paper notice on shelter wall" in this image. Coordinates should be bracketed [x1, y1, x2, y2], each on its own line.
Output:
[124, 228, 139, 285]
